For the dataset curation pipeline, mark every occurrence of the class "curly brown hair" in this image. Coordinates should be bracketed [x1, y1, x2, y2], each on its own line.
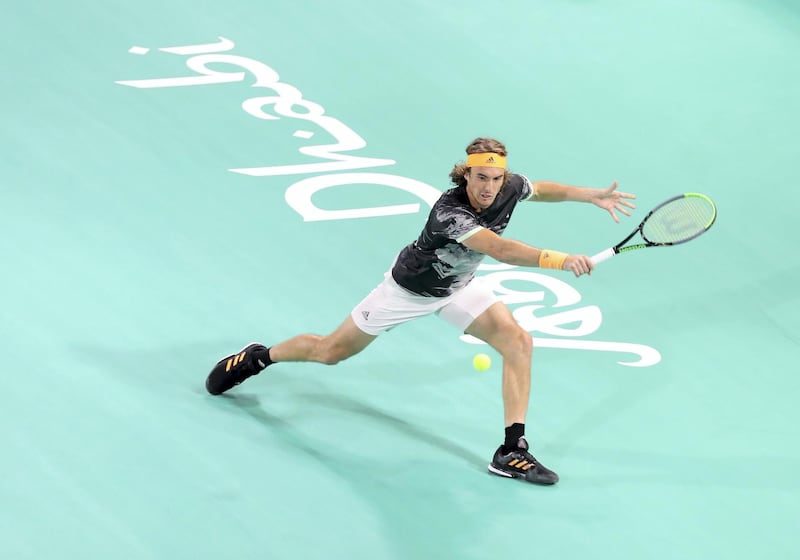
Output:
[448, 137, 510, 188]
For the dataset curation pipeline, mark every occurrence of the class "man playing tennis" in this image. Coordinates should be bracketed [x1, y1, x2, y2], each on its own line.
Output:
[205, 137, 636, 485]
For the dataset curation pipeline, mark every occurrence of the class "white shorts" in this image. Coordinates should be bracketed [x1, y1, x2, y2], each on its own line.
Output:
[351, 272, 498, 336]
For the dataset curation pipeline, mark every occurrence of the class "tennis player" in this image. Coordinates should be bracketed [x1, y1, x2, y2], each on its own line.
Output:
[205, 137, 635, 485]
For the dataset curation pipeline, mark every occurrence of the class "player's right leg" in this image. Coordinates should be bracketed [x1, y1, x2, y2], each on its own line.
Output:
[204, 271, 439, 395]
[268, 316, 378, 365]
[205, 317, 376, 395]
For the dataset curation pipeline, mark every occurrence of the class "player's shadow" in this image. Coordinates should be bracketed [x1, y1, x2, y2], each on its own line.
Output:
[216, 392, 335, 463]
[67, 339, 485, 467]
[217, 391, 516, 560]
[223, 390, 486, 468]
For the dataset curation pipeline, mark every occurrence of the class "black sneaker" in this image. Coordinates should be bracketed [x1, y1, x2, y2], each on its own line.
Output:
[205, 343, 269, 395]
[488, 437, 559, 485]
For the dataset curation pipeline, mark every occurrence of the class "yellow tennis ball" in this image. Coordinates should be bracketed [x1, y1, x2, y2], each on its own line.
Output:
[473, 353, 491, 371]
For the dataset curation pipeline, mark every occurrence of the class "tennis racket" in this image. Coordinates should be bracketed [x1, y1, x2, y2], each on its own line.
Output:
[591, 193, 717, 265]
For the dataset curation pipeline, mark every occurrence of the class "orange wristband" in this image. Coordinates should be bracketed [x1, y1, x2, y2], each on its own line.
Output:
[539, 250, 568, 270]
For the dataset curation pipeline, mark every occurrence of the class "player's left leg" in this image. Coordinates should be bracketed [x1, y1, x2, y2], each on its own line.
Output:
[464, 302, 532, 428]
[465, 302, 558, 485]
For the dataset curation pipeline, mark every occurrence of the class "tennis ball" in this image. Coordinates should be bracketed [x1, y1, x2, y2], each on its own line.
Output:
[473, 353, 491, 371]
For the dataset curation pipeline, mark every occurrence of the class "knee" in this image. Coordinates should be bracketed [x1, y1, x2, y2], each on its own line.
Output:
[317, 341, 353, 365]
[519, 329, 533, 355]
[319, 353, 344, 366]
[504, 327, 532, 357]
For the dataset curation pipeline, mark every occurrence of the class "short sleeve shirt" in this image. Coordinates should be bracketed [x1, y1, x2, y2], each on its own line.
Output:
[391, 173, 533, 297]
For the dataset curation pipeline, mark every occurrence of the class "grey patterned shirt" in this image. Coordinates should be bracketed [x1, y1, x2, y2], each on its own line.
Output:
[391, 173, 533, 297]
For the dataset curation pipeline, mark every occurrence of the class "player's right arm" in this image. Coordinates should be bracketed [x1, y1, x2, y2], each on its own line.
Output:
[462, 228, 593, 276]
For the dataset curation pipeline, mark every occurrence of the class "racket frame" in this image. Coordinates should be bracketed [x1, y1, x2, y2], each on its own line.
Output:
[591, 192, 716, 264]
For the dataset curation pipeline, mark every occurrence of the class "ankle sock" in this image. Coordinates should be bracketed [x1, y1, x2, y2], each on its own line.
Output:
[502, 423, 525, 454]
[252, 346, 274, 371]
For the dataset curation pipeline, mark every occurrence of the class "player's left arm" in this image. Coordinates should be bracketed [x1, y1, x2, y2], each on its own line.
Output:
[530, 180, 636, 223]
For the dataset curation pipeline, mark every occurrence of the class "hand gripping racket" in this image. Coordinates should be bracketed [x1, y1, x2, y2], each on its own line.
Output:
[591, 193, 717, 265]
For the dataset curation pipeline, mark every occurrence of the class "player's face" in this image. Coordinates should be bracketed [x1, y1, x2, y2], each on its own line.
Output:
[465, 166, 505, 212]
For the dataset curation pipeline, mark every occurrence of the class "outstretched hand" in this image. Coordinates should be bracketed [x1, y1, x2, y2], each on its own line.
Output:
[591, 181, 636, 223]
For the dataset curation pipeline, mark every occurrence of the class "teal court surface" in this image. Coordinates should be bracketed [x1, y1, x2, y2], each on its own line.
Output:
[2, 1, 799, 559]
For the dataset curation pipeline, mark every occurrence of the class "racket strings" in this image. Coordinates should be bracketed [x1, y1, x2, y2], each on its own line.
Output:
[642, 197, 715, 244]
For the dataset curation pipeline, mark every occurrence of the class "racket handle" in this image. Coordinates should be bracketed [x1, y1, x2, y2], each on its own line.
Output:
[591, 248, 616, 265]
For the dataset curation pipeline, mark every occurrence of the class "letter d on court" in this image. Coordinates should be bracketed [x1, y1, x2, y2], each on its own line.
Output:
[284, 172, 442, 222]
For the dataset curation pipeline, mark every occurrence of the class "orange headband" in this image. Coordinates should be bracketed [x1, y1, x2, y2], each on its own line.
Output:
[466, 152, 507, 169]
